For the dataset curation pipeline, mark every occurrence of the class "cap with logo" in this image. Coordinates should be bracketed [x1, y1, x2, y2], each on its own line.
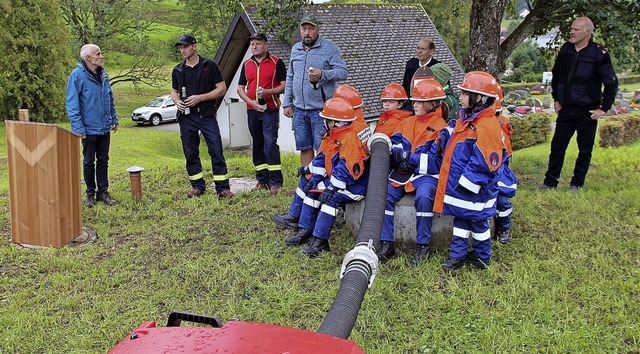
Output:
[247, 33, 268, 42]
[175, 34, 197, 47]
[299, 15, 319, 26]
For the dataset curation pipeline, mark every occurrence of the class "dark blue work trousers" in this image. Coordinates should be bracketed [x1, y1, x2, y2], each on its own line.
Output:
[82, 132, 111, 195]
[248, 109, 283, 186]
[544, 106, 598, 188]
[179, 113, 230, 193]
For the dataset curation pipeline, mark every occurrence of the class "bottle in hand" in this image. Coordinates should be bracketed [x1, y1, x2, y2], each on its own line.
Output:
[181, 87, 190, 115]
[257, 86, 267, 110]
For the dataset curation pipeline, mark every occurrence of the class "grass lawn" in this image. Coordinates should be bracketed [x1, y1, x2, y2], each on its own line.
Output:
[1, 94, 640, 352]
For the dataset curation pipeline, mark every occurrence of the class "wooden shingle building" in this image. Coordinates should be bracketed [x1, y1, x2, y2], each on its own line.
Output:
[214, 4, 464, 152]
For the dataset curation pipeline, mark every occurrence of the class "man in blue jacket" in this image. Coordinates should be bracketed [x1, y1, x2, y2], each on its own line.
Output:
[282, 15, 349, 167]
[66, 44, 119, 207]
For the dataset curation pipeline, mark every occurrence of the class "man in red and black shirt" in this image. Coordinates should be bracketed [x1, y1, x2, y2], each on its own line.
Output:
[237, 33, 287, 194]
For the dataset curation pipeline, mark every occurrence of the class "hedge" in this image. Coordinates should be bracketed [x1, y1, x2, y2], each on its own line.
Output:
[599, 114, 640, 147]
[510, 112, 553, 150]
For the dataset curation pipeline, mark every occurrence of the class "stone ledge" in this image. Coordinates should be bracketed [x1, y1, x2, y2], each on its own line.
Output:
[345, 194, 494, 252]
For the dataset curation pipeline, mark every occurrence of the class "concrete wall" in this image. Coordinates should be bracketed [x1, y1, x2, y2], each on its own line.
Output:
[345, 194, 495, 253]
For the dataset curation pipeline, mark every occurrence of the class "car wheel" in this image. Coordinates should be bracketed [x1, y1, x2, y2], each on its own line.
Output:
[150, 114, 161, 126]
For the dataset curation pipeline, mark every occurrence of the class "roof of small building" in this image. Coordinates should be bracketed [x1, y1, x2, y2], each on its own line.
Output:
[215, 4, 464, 119]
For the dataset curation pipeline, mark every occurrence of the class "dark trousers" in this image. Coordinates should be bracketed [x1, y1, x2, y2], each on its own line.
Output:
[179, 113, 230, 193]
[248, 109, 283, 186]
[544, 106, 598, 188]
[82, 133, 111, 195]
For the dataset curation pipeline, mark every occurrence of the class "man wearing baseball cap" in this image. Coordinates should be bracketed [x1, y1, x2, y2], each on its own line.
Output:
[237, 33, 287, 195]
[282, 14, 349, 168]
[171, 34, 234, 199]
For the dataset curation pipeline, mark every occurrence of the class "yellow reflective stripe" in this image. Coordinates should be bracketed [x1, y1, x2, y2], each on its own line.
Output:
[255, 163, 268, 171]
[189, 172, 204, 180]
[212, 174, 229, 181]
[267, 164, 282, 171]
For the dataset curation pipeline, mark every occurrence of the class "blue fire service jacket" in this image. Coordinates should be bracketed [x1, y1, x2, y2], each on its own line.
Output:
[434, 105, 504, 220]
[389, 107, 448, 192]
[497, 113, 517, 198]
[308, 125, 369, 196]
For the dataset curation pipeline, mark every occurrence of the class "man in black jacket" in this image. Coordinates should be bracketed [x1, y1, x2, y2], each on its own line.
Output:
[401, 37, 441, 110]
[171, 34, 234, 198]
[540, 17, 618, 193]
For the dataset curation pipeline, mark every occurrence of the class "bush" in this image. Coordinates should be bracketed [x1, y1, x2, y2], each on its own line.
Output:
[0, 0, 72, 123]
[599, 114, 640, 147]
[511, 112, 553, 150]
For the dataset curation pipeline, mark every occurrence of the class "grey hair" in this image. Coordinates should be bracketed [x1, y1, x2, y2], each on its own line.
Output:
[80, 44, 98, 60]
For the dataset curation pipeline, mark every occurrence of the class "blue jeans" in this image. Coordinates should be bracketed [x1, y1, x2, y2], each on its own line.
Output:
[293, 109, 325, 151]
[82, 133, 111, 195]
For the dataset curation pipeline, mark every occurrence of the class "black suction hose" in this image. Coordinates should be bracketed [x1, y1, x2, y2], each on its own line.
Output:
[317, 133, 391, 339]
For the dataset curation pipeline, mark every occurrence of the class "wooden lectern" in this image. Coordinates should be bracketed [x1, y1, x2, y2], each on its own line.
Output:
[5, 120, 83, 247]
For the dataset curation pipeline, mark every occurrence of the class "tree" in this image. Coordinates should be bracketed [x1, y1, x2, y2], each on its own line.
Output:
[469, 0, 640, 75]
[504, 39, 547, 82]
[254, 0, 305, 44]
[178, 0, 242, 56]
[60, 0, 169, 90]
[0, 0, 72, 123]
[384, 0, 471, 65]
[60, 0, 160, 48]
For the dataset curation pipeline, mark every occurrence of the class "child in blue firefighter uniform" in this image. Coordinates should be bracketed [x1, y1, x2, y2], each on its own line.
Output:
[271, 97, 369, 257]
[376, 79, 448, 266]
[495, 85, 517, 244]
[434, 71, 505, 271]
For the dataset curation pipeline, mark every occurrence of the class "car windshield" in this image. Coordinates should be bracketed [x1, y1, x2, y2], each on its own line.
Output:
[146, 97, 165, 107]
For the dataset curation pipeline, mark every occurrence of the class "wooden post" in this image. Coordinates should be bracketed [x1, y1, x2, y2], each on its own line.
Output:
[18, 109, 29, 122]
[6, 121, 83, 247]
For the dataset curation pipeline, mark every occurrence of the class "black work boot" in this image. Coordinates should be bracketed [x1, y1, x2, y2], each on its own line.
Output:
[272, 213, 299, 229]
[441, 257, 466, 272]
[466, 251, 490, 270]
[84, 193, 96, 208]
[376, 241, 396, 263]
[409, 244, 430, 266]
[284, 228, 313, 246]
[301, 237, 330, 257]
[97, 191, 117, 206]
[496, 229, 510, 244]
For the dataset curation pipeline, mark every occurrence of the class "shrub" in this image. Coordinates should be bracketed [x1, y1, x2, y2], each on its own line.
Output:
[510, 112, 553, 150]
[0, 0, 72, 123]
[599, 114, 640, 147]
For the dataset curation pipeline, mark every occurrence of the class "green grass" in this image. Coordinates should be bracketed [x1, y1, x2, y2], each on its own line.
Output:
[1, 100, 640, 353]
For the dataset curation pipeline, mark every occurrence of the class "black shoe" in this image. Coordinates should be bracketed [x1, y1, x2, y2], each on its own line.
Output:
[84, 193, 96, 208]
[376, 241, 397, 263]
[252, 182, 270, 191]
[284, 228, 313, 246]
[272, 213, 299, 229]
[409, 244, 430, 266]
[466, 252, 490, 269]
[496, 229, 510, 244]
[97, 191, 117, 206]
[301, 237, 330, 257]
[187, 188, 205, 198]
[441, 257, 466, 272]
